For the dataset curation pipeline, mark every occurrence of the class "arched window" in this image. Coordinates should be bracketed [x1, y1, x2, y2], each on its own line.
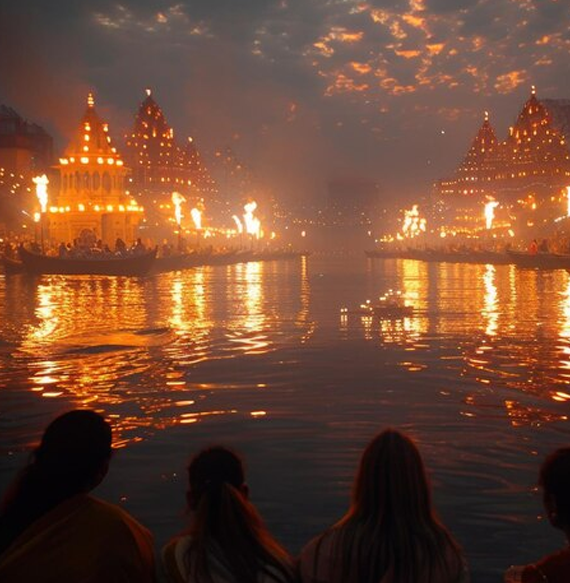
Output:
[93, 171, 100, 190]
[83, 172, 90, 189]
[63, 174, 68, 191]
[102, 172, 111, 192]
[75, 171, 81, 190]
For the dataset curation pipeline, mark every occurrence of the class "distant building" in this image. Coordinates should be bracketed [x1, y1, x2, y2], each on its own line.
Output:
[124, 89, 216, 203]
[0, 105, 53, 174]
[48, 94, 143, 245]
[438, 88, 570, 203]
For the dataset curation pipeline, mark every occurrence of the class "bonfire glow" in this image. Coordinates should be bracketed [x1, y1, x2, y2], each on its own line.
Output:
[232, 215, 243, 233]
[33, 174, 49, 213]
[243, 201, 261, 239]
[484, 199, 499, 229]
[401, 205, 426, 239]
[190, 207, 202, 230]
[171, 192, 185, 227]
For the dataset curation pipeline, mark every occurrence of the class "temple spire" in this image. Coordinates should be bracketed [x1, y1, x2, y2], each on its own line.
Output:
[87, 93, 95, 108]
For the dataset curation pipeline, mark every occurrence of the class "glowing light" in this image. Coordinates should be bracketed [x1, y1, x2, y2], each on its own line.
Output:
[401, 205, 426, 239]
[566, 186, 570, 217]
[232, 215, 243, 233]
[190, 207, 202, 230]
[171, 191, 185, 227]
[243, 201, 261, 239]
[87, 93, 95, 107]
[484, 199, 499, 229]
[33, 174, 49, 213]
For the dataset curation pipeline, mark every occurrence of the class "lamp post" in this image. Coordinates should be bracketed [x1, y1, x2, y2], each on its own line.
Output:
[33, 174, 49, 253]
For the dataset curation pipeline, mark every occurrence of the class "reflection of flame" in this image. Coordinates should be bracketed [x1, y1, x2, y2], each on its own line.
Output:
[190, 207, 202, 230]
[484, 199, 499, 229]
[402, 205, 426, 239]
[33, 174, 49, 213]
[243, 201, 261, 238]
[232, 215, 243, 233]
[171, 192, 185, 226]
[483, 264, 498, 337]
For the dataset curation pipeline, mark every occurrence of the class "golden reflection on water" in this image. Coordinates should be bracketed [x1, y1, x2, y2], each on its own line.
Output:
[482, 265, 498, 337]
[1, 261, 313, 445]
[360, 259, 570, 428]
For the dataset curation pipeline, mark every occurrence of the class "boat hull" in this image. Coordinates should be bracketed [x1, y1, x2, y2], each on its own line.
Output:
[18, 247, 157, 276]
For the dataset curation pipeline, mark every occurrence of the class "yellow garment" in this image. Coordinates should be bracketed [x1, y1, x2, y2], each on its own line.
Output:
[0, 494, 155, 583]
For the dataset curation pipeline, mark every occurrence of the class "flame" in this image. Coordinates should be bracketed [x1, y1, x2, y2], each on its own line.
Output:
[33, 174, 49, 213]
[190, 207, 202, 230]
[171, 192, 185, 226]
[484, 199, 499, 229]
[232, 215, 243, 233]
[401, 204, 426, 239]
[243, 201, 261, 239]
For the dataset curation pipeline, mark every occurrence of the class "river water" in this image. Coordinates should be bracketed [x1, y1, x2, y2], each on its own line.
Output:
[1, 254, 569, 581]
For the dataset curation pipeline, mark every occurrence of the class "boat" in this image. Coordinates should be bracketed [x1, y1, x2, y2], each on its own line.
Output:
[365, 248, 511, 265]
[341, 291, 414, 319]
[506, 250, 570, 270]
[1, 255, 26, 275]
[18, 246, 157, 276]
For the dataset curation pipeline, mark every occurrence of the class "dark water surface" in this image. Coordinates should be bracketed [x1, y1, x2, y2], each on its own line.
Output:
[1, 255, 570, 581]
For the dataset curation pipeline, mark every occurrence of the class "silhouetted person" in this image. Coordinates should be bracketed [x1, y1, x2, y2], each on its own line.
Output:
[539, 239, 549, 253]
[299, 429, 468, 583]
[115, 237, 127, 254]
[505, 447, 570, 582]
[528, 239, 538, 255]
[0, 410, 155, 583]
[161, 446, 294, 583]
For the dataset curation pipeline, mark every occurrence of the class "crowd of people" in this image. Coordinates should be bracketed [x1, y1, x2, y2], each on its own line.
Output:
[0, 410, 568, 582]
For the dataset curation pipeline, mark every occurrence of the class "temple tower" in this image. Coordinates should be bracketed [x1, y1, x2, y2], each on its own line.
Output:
[48, 93, 143, 245]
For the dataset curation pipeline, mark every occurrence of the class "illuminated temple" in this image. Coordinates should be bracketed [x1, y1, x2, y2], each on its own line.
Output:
[124, 89, 216, 204]
[48, 94, 143, 245]
[438, 88, 570, 212]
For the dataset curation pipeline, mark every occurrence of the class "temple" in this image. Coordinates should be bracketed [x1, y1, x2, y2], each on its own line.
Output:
[438, 88, 570, 200]
[436, 87, 570, 235]
[48, 94, 144, 245]
[124, 89, 217, 205]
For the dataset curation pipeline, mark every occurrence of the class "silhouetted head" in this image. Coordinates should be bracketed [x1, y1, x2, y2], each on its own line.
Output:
[0, 410, 113, 554]
[34, 410, 113, 492]
[540, 447, 570, 532]
[352, 429, 431, 523]
[187, 446, 246, 510]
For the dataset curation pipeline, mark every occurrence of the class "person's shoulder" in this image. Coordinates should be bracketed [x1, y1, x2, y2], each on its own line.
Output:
[535, 547, 570, 582]
[86, 496, 153, 542]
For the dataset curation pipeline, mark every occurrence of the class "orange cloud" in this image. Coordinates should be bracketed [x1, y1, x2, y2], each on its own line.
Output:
[494, 70, 527, 93]
[325, 73, 369, 96]
[395, 49, 421, 59]
[350, 62, 372, 74]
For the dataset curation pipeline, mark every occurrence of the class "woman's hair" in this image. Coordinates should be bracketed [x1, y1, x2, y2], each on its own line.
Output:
[184, 446, 293, 583]
[0, 410, 112, 554]
[540, 447, 570, 528]
[318, 429, 463, 583]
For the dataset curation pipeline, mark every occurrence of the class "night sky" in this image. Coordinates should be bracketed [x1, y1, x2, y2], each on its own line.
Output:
[2, 0, 570, 201]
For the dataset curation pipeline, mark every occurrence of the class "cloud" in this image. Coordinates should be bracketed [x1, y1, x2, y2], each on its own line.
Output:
[1, 0, 570, 200]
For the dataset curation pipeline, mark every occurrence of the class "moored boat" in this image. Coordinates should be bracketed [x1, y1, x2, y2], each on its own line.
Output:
[18, 246, 157, 276]
[1, 255, 26, 275]
[506, 250, 570, 270]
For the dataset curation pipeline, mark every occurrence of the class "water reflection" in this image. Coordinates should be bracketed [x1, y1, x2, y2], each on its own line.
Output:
[0, 260, 313, 446]
[353, 259, 570, 428]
